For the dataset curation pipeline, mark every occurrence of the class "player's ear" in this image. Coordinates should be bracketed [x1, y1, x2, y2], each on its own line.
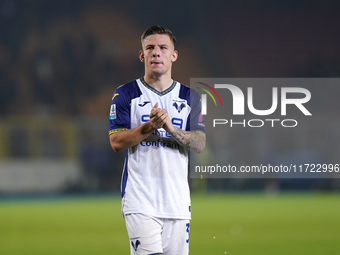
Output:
[171, 50, 178, 62]
[139, 50, 145, 62]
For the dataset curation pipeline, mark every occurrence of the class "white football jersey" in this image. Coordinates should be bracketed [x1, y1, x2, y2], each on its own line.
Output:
[108, 78, 205, 219]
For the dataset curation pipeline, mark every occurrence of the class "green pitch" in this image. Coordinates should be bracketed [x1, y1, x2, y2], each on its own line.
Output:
[0, 193, 339, 255]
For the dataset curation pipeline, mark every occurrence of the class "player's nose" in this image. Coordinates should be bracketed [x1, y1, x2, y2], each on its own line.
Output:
[152, 46, 160, 57]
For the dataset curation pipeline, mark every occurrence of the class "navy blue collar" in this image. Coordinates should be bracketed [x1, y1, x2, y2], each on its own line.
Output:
[140, 77, 176, 96]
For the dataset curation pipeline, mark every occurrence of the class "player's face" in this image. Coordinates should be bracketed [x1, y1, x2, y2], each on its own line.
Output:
[139, 34, 178, 77]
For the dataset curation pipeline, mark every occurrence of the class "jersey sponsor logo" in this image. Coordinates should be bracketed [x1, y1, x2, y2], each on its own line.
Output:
[138, 101, 151, 107]
[140, 139, 179, 149]
[109, 104, 116, 119]
[152, 129, 172, 137]
[131, 240, 141, 252]
[141, 115, 184, 131]
[172, 100, 186, 113]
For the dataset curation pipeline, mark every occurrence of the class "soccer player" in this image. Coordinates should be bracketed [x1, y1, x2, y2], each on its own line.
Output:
[108, 25, 206, 255]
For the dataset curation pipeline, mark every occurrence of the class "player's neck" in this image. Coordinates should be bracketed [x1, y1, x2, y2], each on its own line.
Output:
[143, 74, 173, 92]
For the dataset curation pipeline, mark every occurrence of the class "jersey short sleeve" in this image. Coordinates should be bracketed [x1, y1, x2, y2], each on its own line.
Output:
[108, 88, 130, 136]
[181, 86, 205, 134]
[108, 81, 142, 136]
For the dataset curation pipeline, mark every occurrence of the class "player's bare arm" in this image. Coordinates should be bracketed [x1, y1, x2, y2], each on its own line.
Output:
[160, 109, 206, 154]
[170, 128, 206, 154]
[110, 103, 167, 153]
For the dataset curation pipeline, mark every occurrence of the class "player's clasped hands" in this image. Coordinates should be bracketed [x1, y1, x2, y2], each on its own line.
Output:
[149, 102, 172, 132]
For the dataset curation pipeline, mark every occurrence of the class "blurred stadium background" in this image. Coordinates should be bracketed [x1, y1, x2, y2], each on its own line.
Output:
[0, 0, 340, 254]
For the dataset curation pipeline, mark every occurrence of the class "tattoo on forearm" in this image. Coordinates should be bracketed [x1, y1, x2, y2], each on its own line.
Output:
[170, 128, 206, 153]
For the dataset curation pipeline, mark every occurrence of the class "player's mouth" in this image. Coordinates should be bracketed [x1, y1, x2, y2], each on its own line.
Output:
[151, 61, 162, 66]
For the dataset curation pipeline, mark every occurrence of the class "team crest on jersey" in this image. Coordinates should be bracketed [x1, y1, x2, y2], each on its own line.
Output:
[109, 104, 116, 119]
[172, 100, 186, 113]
